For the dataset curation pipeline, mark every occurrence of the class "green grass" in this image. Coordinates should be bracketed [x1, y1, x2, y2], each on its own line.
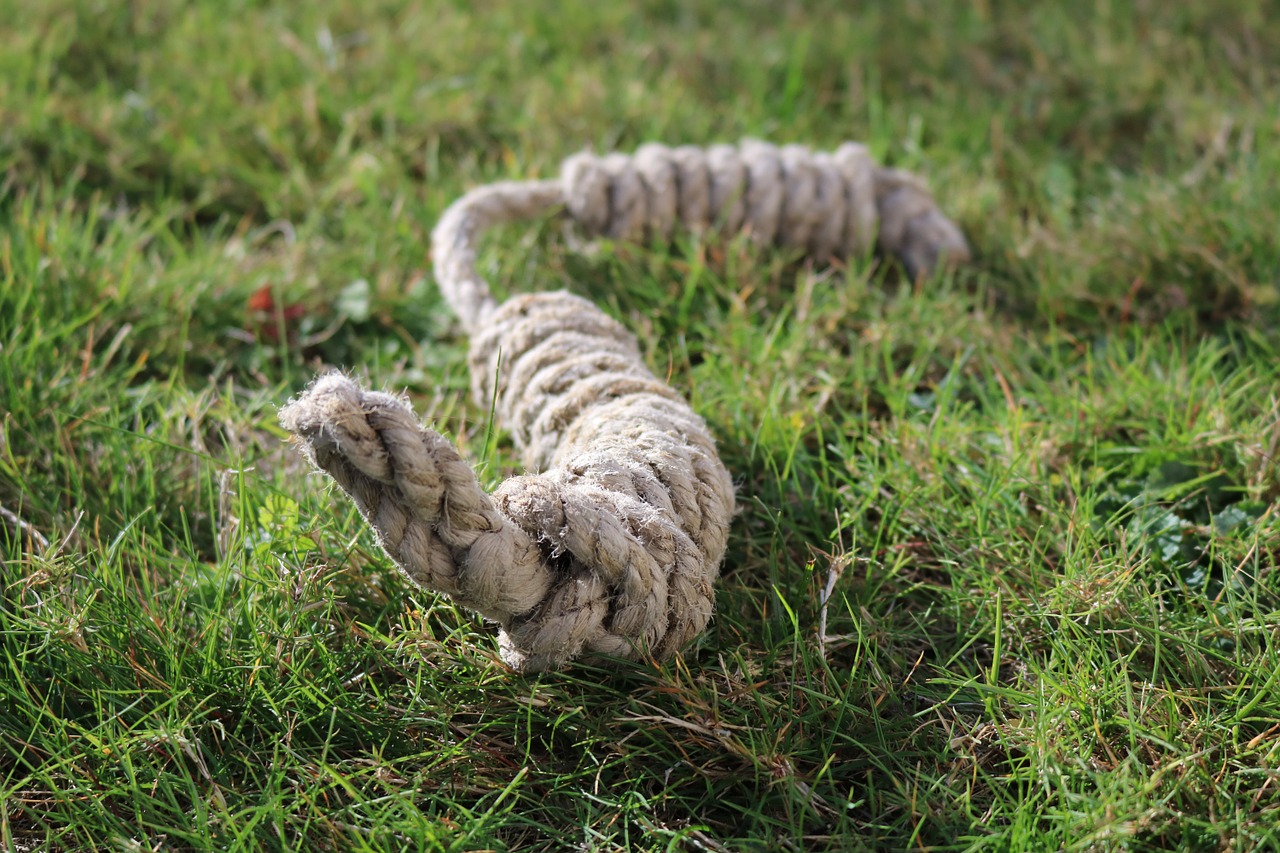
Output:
[3, 0, 1280, 850]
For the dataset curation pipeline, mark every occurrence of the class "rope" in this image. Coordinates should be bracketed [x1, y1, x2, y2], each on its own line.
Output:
[281, 139, 968, 672]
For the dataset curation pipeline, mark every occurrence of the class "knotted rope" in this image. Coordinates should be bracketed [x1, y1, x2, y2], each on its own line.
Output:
[280, 139, 968, 672]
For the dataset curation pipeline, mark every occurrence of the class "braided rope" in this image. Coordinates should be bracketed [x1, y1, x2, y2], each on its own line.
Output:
[281, 139, 967, 672]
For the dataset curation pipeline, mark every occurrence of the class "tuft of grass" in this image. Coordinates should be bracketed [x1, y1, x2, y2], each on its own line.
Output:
[3, 1, 1279, 850]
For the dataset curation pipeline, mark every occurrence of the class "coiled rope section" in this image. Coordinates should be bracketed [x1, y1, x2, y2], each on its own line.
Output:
[280, 139, 968, 672]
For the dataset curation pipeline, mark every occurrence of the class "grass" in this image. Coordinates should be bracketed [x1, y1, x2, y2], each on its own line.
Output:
[2, 0, 1279, 849]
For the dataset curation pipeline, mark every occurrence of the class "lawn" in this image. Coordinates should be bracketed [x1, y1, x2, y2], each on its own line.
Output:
[3, 1, 1280, 850]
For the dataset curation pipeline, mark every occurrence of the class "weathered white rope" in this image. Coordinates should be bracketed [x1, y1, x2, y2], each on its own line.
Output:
[281, 139, 968, 672]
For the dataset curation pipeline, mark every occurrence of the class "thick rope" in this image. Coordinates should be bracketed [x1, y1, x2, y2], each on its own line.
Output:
[281, 139, 968, 672]
[433, 140, 969, 331]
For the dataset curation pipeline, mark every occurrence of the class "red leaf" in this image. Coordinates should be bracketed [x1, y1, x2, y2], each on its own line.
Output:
[247, 285, 275, 312]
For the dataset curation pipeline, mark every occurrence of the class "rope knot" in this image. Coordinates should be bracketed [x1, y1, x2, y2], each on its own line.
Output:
[282, 138, 969, 671]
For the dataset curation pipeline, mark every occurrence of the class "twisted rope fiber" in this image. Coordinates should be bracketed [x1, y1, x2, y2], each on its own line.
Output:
[280, 139, 968, 672]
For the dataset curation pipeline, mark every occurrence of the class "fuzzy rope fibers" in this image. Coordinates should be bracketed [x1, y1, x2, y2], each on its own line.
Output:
[280, 139, 968, 672]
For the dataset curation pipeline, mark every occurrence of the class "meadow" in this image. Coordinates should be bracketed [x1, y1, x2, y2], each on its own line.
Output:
[2, 1, 1279, 850]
